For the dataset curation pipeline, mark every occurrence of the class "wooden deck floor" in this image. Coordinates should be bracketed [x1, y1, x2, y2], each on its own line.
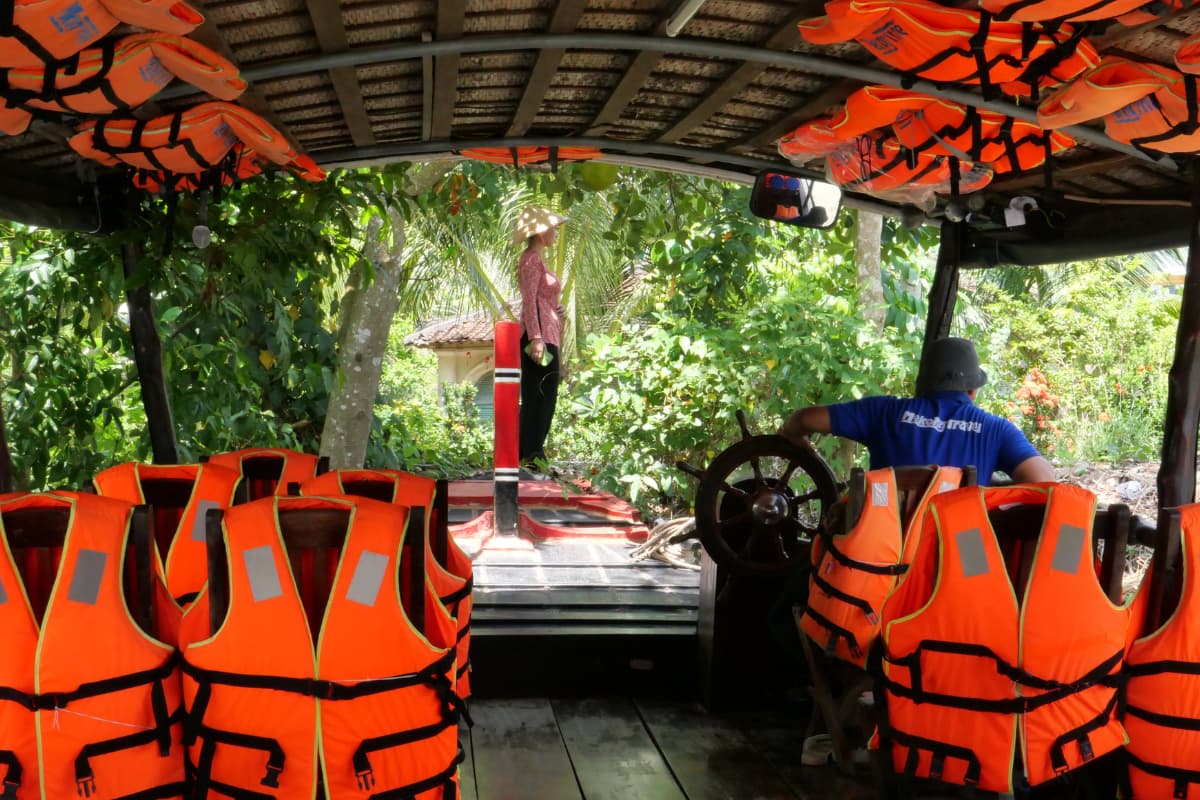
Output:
[458, 697, 877, 800]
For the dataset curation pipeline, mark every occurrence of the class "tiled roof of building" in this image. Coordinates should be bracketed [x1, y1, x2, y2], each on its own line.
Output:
[405, 306, 517, 348]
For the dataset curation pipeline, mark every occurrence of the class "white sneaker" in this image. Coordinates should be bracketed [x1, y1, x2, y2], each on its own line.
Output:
[802, 734, 835, 766]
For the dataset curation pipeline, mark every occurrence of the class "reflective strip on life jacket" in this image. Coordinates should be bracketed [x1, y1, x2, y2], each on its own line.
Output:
[0, 0, 202, 67]
[798, 0, 1100, 98]
[205, 447, 320, 498]
[0, 491, 184, 799]
[878, 483, 1129, 793]
[1038, 56, 1200, 153]
[300, 468, 475, 699]
[0, 33, 244, 136]
[179, 496, 463, 799]
[1125, 503, 1200, 800]
[802, 467, 962, 667]
[69, 101, 300, 176]
[980, 0, 1150, 22]
[460, 146, 601, 167]
[92, 461, 241, 607]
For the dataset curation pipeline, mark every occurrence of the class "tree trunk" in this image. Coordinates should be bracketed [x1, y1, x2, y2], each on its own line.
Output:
[320, 208, 407, 469]
[855, 210, 885, 332]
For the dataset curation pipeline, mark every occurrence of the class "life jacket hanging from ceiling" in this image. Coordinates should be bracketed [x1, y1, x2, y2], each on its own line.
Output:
[67, 101, 307, 179]
[1174, 27, 1200, 76]
[0, 33, 246, 136]
[798, 0, 1100, 99]
[800, 466, 962, 668]
[300, 468, 476, 700]
[132, 144, 326, 194]
[1038, 56, 1200, 153]
[0, 491, 185, 800]
[91, 461, 242, 607]
[1124, 502, 1200, 800]
[178, 495, 464, 800]
[459, 145, 602, 168]
[978, 0, 1154, 23]
[0, 0, 203, 68]
[204, 447, 322, 499]
[824, 132, 995, 198]
[874, 483, 1129, 793]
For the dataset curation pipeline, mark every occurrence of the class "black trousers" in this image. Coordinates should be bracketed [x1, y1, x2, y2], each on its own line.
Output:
[519, 333, 560, 463]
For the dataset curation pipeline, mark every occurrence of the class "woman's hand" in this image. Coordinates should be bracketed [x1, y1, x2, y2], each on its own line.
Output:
[529, 338, 546, 363]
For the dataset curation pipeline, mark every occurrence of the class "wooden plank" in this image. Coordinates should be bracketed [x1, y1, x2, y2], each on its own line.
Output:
[458, 721, 478, 800]
[473, 588, 699, 606]
[471, 698, 582, 800]
[508, 0, 589, 136]
[552, 697, 686, 800]
[637, 699, 801, 799]
[736, 712, 878, 800]
[432, 0, 466, 139]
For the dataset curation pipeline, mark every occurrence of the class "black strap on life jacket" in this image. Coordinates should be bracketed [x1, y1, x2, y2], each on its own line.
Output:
[1130, 75, 1200, 152]
[820, 533, 908, 576]
[0, 750, 20, 800]
[16, 38, 125, 112]
[991, 0, 1132, 22]
[439, 575, 473, 607]
[182, 650, 464, 796]
[0, 0, 12, 36]
[0, 654, 181, 800]
[810, 567, 878, 619]
[1125, 750, 1200, 800]
[801, 604, 863, 659]
[883, 641, 1123, 714]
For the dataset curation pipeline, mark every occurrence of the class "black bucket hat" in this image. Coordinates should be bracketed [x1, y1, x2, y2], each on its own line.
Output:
[926, 337, 988, 392]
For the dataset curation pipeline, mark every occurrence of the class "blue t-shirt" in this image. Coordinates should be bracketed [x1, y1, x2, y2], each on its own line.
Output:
[827, 391, 1039, 486]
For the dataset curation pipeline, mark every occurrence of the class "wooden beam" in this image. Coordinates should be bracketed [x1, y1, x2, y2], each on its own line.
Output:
[1157, 174, 1200, 509]
[991, 152, 1133, 193]
[1097, 6, 1198, 49]
[122, 240, 179, 464]
[658, 6, 816, 144]
[431, 0, 466, 140]
[507, 0, 588, 137]
[736, 77, 859, 151]
[304, 0, 376, 147]
[422, 31, 434, 141]
[585, 18, 668, 136]
[916, 220, 963, 395]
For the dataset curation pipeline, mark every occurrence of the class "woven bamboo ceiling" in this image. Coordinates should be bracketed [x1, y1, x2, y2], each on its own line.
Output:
[3, 0, 1200, 263]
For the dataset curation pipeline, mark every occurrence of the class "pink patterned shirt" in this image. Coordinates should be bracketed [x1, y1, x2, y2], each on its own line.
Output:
[518, 248, 563, 347]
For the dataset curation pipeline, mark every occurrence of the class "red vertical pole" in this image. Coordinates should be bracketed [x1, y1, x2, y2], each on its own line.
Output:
[493, 321, 521, 537]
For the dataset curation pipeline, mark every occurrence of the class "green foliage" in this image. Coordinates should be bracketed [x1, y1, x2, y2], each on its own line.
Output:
[975, 262, 1177, 463]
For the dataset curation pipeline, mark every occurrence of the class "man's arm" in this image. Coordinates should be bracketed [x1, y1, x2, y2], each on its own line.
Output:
[779, 405, 832, 445]
[1010, 454, 1055, 483]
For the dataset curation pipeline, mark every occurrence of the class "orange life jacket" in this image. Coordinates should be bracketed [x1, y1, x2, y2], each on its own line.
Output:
[300, 468, 476, 699]
[876, 483, 1128, 793]
[92, 461, 242, 606]
[825, 134, 994, 198]
[68, 101, 301, 177]
[459, 145, 602, 166]
[1124, 502, 1200, 800]
[799, 0, 1099, 98]
[205, 447, 321, 499]
[800, 466, 962, 667]
[178, 496, 463, 800]
[0, 491, 184, 799]
[0, 33, 244, 136]
[1038, 57, 1200, 153]
[132, 146, 325, 193]
[979, 0, 1150, 22]
[0, 0, 201, 67]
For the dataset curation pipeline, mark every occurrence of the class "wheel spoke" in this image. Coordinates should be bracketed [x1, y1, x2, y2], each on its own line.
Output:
[716, 509, 752, 530]
[717, 480, 750, 498]
[744, 526, 788, 562]
[748, 455, 765, 486]
[780, 458, 801, 486]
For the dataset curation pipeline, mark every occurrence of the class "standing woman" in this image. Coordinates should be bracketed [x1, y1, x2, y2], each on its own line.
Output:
[512, 205, 568, 466]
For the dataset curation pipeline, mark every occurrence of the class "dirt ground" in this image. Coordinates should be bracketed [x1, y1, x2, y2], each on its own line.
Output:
[1052, 460, 1161, 521]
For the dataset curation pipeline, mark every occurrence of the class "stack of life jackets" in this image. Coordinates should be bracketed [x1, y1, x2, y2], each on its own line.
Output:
[91, 460, 242, 606]
[178, 495, 464, 799]
[1124, 502, 1200, 800]
[873, 483, 1129, 793]
[799, 466, 962, 667]
[979, 0, 1173, 23]
[0, 491, 185, 799]
[0, 0, 202, 67]
[67, 102, 326, 190]
[205, 447, 323, 500]
[1038, 56, 1200, 154]
[459, 146, 602, 167]
[0, 33, 246, 136]
[301, 468, 476, 699]
[797, 0, 1100, 99]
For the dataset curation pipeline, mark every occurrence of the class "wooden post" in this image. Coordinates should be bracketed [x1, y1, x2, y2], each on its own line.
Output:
[915, 219, 963, 395]
[121, 240, 179, 464]
[493, 321, 521, 537]
[0, 392, 12, 492]
[1157, 185, 1200, 510]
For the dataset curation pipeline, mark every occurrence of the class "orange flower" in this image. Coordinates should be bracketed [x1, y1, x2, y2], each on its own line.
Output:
[1098, 412, 1111, 422]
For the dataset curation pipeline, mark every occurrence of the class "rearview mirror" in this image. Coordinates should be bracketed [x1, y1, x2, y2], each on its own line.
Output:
[749, 171, 842, 229]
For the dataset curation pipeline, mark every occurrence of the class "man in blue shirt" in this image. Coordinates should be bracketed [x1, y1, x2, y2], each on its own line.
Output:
[780, 337, 1054, 485]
